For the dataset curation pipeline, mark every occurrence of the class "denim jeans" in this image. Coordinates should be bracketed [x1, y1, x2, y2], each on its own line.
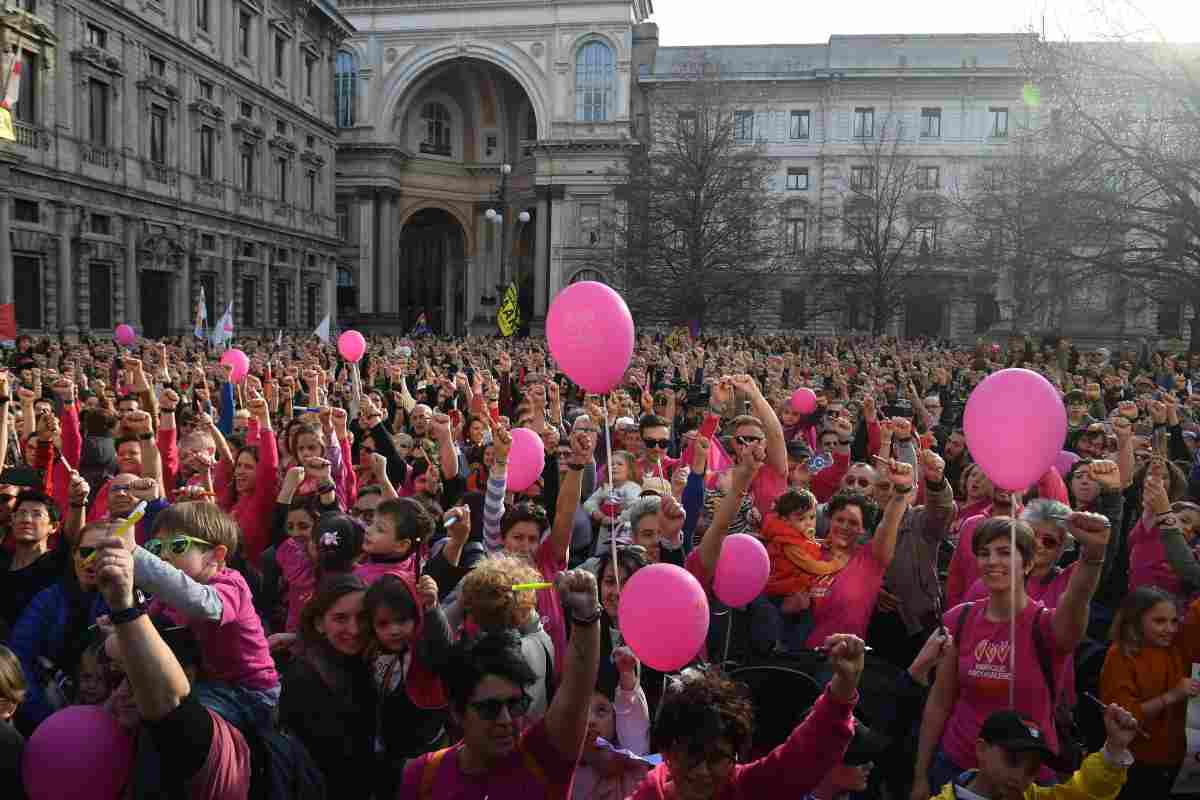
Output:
[192, 681, 280, 732]
[927, 749, 967, 796]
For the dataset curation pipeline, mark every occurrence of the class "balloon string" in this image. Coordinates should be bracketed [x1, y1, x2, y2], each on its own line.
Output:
[604, 396, 619, 604]
[1009, 493, 1017, 710]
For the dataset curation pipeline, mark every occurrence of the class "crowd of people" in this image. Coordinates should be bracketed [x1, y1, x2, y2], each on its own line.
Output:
[2, 327, 1195, 799]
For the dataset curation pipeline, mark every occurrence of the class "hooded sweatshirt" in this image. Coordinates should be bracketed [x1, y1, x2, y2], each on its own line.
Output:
[628, 686, 856, 800]
[931, 749, 1127, 800]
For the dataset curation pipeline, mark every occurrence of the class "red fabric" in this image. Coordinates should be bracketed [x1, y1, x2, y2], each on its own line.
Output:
[217, 424, 279, 567]
[809, 451, 850, 503]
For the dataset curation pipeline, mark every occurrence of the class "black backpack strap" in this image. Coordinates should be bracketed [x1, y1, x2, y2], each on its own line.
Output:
[540, 638, 556, 704]
[952, 601, 975, 646]
[1030, 606, 1057, 701]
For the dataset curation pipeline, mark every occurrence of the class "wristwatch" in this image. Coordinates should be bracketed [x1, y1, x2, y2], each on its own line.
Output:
[110, 602, 147, 626]
[570, 604, 604, 627]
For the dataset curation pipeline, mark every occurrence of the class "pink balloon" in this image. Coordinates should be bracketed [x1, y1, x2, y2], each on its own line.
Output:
[618, 563, 710, 672]
[220, 348, 250, 383]
[964, 368, 1066, 491]
[23, 705, 135, 800]
[1054, 450, 1079, 477]
[507, 428, 546, 492]
[790, 387, 817, 415]
[714, 533, 771, 607]
[113, 323, 136, 347]
[546, 281, 635, 394]
[338, 330, 366, 363]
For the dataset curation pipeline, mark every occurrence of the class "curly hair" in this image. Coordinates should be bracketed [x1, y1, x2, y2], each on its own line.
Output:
[654, 667, 755, 761]
[460, 553, 542, 630]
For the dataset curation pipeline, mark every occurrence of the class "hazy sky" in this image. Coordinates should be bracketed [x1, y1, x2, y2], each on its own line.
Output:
[647, 0, 1200, 46]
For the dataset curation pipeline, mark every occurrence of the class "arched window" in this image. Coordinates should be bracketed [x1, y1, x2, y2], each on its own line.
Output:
[575, 41, 615, 122]
[335, 51, 357, 128]
[420, 103, 452, 156]
[569, 268, 607, 285]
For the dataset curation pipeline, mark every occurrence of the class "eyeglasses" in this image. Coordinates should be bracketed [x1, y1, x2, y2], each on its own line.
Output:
[144, 534, 215, 559]
[467, 693, 532, 721]
[75, 545, 100, 565]
[843, 476, 872, 488]
[735, 434, 765, 446]
[643, 438, 670, 449]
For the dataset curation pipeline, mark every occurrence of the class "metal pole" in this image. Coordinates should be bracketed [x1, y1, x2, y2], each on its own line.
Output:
[498, 169, 509, 291]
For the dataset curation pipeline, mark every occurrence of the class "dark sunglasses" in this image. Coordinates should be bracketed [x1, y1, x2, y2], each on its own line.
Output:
[735, 434, 765, 446]
[467, 693, 532, 721]
[643, 438, 670, 449]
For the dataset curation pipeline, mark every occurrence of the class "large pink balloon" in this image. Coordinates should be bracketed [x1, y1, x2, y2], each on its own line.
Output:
[790, 387, 817, 414]
[546, 281, 635, 394]
[619, 563, 710, 672]
[113, 323, 136, 347]
[338, 329, 366, 363]
[507, 428, 546, 492]
[220, 348, 250, 383]
[964, 368, 1066, 491]
[714, 533, 770, 607]
[23, 705, 135, 800]
[1054, 450, 1079, 477]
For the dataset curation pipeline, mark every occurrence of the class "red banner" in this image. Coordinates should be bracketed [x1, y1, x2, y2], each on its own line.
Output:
[0, 303, 15, 343]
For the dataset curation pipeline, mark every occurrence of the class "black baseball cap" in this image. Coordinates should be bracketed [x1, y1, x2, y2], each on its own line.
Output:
[786, 441, 813, 462]
[978, 711, 1055, 760]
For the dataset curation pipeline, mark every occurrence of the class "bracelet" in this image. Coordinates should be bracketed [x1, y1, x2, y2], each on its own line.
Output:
[0, 396, 10, 404]
[109, 603, 147, 626]
[160, 406, 176, 413]
[570, 604, 604, 626]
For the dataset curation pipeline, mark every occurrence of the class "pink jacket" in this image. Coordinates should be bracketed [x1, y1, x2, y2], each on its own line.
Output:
[627, 687, 856, 800]
[217, 420, 280, 567]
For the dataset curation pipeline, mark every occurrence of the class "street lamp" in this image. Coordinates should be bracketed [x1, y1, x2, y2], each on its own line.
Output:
[481, 163, 533, 306]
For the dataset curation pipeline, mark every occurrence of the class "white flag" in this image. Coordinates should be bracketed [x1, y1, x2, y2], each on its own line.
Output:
[276, 329, 283, 346]
[1, 52, 21, 113]
[211, 302, 234, 347]
[194, 285, 207, 340]
[314, 314, 330, 344]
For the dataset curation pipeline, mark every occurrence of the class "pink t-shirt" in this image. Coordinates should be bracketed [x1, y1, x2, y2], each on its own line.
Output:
[151, 568, 279, 691]
[750, 463, 788, 518]
[802, 544, 887, 649]
[940, 599, 1069, 772]
[276, 537, 315, 634]
[354, 557, 415, 585]
[398, 717, 577, 799]
[190, 708, 251, 800]
[534, 537, 568, 677]
[1128, 517, 1187, 603]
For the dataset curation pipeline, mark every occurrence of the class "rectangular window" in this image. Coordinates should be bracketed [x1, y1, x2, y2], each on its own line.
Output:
[13, 255, 41, 329]
[305, 135, 315, 149]
[734, 110, 754, 142]
[336, 206, 348, 241]
[87, 24, 107, 50]
[199, 126, 215, 179]
[196, 0, 210, 32]
[149, 105, 167, 164]
[917, 166, 940, 190]
[920, 107, 941, 138]
[276, 120, 287, 136]
[850, 165, 874, 190]
[198, 79, 214, 100]
[786, 218, 807, 254]
[200, 234, 216, 251]
[1160, 301, 1183, 335]
[88, 79, 108, 146]
[275, 281, 288, 327]
[241, 241, 256, 258]
[89, 263, 112, 329]
[276, 156, 289, 202]
[13, 199, 39, 223]
[306, 284, 318, 329]
[91, 214, 111, 235]
[241, 278, 256, 327]
[15, 50, 37, 124]
[677, 110, 697, 138]
[238, 11, 252, 59]
[981, 166, 1002, 191]
[240, 143, 254, 191]
[913, 219, 938, 253]
[785, 167, 809, 191]
[240, 101, 253, 119]
[789, 110, 810, 140]
[305, 56, 315, 98]
[989, 107, 1009, 138]
[781, 288, 806, 328]
[274, 34, 286, 80]
[148, 54, 166, 76]
[306, 170, 317, 209]
[853, 107, 874, 138]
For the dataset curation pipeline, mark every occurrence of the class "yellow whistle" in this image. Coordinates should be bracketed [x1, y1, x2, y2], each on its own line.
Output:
[113, 501, 148, 537]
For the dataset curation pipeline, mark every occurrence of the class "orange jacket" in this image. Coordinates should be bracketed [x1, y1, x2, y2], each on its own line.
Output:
[762, 514, 845, 598]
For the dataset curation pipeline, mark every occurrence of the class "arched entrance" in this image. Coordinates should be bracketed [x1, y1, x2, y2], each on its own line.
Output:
[398, 208, 466, 334]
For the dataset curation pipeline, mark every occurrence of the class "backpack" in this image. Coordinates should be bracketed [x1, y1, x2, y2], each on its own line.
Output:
[244, 724, 327, 800]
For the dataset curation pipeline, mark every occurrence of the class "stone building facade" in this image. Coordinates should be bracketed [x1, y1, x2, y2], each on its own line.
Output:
[0, 0, 351, 339]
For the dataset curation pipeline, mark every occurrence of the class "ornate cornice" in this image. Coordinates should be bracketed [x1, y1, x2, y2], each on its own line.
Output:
[300, 148, 326, 167]
[71, 46, 122, 76]
[269, 135, 297, 153]
[188, 99, 225, 122]
[0, 8, 56, 45]
[137, 74, 179, 102]
[232, 118, 266, 140]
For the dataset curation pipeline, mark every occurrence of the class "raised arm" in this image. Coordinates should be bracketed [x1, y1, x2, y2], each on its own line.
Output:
[732, 373, 788, 478]
[1051, 511, 1109, 651]
[871, 459, 913, 567]
[547, 430, 591, 564]
[543, 569, 602, 765]
[699, 453, 760, 577]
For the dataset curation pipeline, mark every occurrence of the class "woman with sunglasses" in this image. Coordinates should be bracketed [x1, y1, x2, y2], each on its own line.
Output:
[278, 573, 377, 793]
[8, 520, 112, 732]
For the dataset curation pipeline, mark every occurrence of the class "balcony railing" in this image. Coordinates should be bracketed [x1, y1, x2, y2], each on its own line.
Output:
[195, 181, 223, 199]
[13, 122, 45, 150]
[144, 161, 177, 186]
[418, 141, 451, 156]
[80, 143, 117, 168]
[238, 191, 263, 210]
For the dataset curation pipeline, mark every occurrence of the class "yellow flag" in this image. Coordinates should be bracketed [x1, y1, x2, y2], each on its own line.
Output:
[0, 108, 13, 142]
[497, 282, 520, 337]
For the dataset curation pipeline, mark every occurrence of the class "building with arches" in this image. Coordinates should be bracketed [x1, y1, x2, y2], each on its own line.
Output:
[334, 0, 651, 335]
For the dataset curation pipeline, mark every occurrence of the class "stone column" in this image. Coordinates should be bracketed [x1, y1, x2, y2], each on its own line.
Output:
[178, 246, 193, 336]
[326, 256, 337, 331]
[0, 188, 12, 307]
[261, 247, 271, 333]
[377, 191, 398, 314]
[295, 258, 303, 331]
[124, 217, 139, 325]
[357, 191, 376, 313]
[56, 204, 75, 332]
[533, 190, 550, 321]
[222, 236, 235, 314]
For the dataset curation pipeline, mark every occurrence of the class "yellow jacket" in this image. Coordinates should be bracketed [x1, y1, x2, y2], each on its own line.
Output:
[931, 751, 1127, 800]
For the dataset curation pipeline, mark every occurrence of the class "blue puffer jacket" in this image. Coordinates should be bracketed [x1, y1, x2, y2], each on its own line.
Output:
[7, 581, 110, 731]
